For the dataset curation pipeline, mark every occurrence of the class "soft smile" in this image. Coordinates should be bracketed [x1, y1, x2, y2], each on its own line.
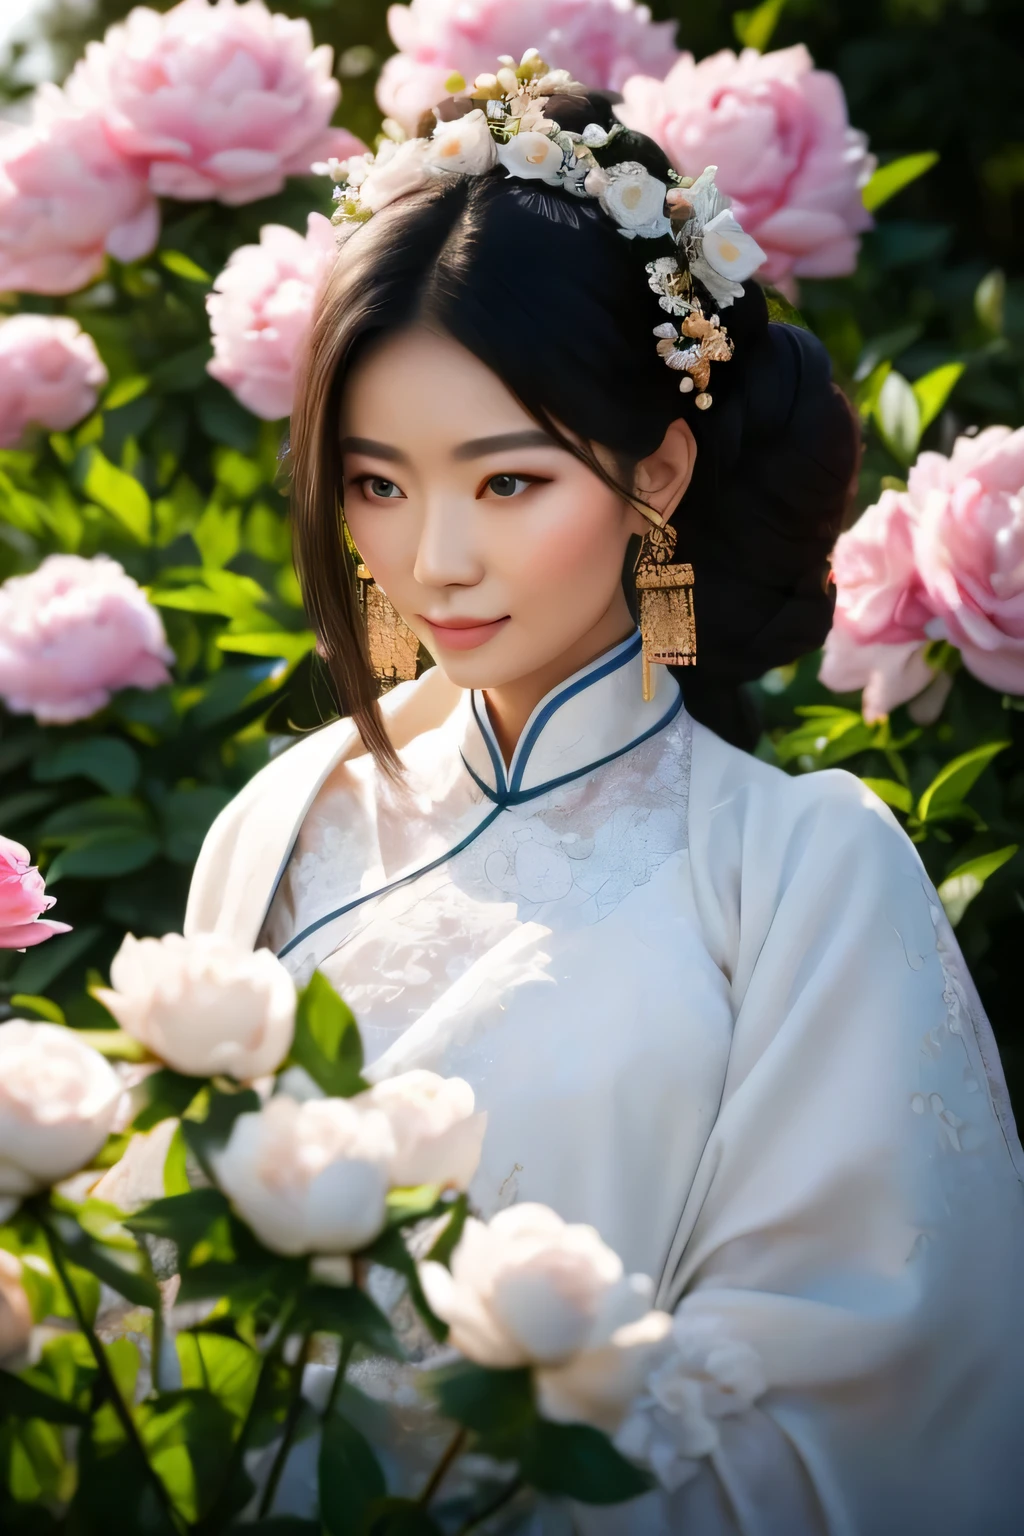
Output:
[421, 615, 511, 651]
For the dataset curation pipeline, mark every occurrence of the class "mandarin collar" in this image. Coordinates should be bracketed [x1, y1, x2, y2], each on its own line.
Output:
[457, 630, 682, 807]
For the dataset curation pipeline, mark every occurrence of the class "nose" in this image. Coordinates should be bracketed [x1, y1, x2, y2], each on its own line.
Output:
[412, 493, 483, 591]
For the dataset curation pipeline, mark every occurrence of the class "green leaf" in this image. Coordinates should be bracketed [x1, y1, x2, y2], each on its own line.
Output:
[46, 828, 161, 882]
[916, 742, 1010, 823]
[150, 343, 213, 394]
[319, 1412, 387, 1536]
[289, 972, 366, 1097]
[9, 993, 66, 1024]
[104, 376, 150, 411]
[127, 1190, 231, 1264]
[874, 369, 921, 466]
[0, 1368, 87, 1425]
[159, 250, 212, 283]
[854, 359, 891, 420]
[425, 1193, 468, 1267]
[862, 152, 939, 212]
[217, 631, 317, 663]
[41, 794, 151, 840]
[975, 269, 1005, 335]
[295, 1284, 404, 1358]
[520, 1419, 653, 1505]
[33, 737, 141, 796]
[432, 1363, 534, 1442]
[48, 1210, 160, 1310]
[938, 844, 1018, 927]
[10, 925, 102, 994]
[160, 786, 233, 865]
[139, 1389, 237, 1523]
[82, 448, 152, 542]
[181, 1086, 261, 1180]
[75, 1028, 149, 1063]
[193, 501, 241, 569]
[120, 1065, 201, 1129]
[163, 1123, 191, 1196]
[732, 0, 786, 51]
[213, 446, 263, 499]
[176, 1332, 260, 1423]
[912, 362, 965, 433]
[860, 778, 913, 814]
[385, 1184, 446, 1228]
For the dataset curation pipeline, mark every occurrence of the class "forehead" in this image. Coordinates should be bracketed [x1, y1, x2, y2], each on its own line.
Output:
[341, 324, 534, 445]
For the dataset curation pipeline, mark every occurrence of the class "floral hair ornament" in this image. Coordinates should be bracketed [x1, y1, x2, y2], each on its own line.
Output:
[646, 166, 766, 410]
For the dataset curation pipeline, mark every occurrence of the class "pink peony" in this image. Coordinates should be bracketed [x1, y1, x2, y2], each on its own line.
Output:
[377, 0, 679, 136]
[65, 0, 364, 207]
[909, 427, 1024, 694]
[206, 211, 337, 420]
[0, 316, 108, 449]
[0, 834, 71, 950]
[617, 45, 874, 294]
[0, 555, 175, 725]
[0, 85, 158, 297]
[825, 488, 933, 648]
[818, 630, 948, 725]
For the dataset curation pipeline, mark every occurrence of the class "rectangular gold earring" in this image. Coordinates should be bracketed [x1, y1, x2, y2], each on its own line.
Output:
[356, 563, 421, 691]
[634, 523, 696, 702]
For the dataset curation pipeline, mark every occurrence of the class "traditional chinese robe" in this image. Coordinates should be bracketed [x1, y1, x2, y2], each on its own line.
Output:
[187, 632, 1024, 1534]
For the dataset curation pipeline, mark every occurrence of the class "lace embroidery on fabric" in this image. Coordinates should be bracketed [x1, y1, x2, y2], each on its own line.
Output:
[922, 886, 1024, 1182]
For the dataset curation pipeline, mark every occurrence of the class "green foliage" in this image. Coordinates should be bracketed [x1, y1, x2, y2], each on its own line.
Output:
[288, 973, 369, 1098]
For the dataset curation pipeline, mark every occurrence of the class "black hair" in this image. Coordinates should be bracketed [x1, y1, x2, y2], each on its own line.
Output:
[289, 89, 857, 765]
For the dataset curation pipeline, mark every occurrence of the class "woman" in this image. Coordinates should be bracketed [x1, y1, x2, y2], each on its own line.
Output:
[187, 61, 1024, 1535]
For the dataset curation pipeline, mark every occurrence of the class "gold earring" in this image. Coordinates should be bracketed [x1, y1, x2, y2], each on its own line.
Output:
[634, 521, 695, 702]
[355, 563, 421, 691]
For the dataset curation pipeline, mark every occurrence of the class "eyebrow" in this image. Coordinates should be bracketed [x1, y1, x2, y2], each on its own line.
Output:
[340, 429, 557, 465]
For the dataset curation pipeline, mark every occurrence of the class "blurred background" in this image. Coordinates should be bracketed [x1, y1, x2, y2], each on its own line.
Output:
[1, 0, 1023, 1101]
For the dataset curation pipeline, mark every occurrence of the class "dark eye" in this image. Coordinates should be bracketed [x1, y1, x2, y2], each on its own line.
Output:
[366, 477, 403, 499]
[487, 474, 531, 498]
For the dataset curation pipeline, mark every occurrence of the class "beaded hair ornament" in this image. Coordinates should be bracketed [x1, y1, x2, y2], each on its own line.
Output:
[319, 50, 768, 700]
[319, 49, 766, 419]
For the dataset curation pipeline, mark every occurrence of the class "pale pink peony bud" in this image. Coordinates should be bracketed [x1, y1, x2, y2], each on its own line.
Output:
[206, 212, 338, 420]
[0, 554, 174, 725]
[0, 835, 71, 951]
[65, 0, 365, 206]
[617, 45, 874, 295]
[377, 0, 680, 136]
[0, 315, 108, 449]
[0, 85, 159, 297]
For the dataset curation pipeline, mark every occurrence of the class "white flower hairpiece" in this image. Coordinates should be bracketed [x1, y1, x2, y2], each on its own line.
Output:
[318, 51, 767, 410]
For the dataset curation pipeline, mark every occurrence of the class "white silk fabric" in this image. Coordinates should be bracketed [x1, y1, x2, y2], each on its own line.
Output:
[187, 633, 1024, 1534]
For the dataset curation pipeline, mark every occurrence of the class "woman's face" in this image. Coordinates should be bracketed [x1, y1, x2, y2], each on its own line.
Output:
[340, 325, 651, 693]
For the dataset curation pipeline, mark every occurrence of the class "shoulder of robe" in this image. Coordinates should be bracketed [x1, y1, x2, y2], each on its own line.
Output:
[184, 667, 461, 939]
[686, 718, 925, 972]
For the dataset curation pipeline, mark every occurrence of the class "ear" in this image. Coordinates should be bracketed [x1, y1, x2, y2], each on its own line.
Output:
[632, 417, 697, 528]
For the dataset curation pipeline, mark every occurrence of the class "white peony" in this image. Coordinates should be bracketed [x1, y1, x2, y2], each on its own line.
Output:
[0, 1250, 32, 1365]
[359, 1069, 486, 1190]
[496, 131, 565, 185]
[95, 932, 296, 1083]
[419, 1203, 672, 1432]
[359, 137, 435, 213]
[426, 109, 497, 175]
[614, 1314, 766, 1491]
[585, 161, 671, 240]
[210, 1094, 396, 1256]
[0, 1020, 122, 1219]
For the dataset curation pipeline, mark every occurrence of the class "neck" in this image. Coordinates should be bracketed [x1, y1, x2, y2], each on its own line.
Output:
[482, 597, 636, 767]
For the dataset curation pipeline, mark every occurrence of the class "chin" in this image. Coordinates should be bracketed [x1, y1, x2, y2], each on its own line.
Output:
[429, 632, 539, 692]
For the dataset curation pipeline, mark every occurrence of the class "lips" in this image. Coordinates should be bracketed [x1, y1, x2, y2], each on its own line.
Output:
[421, 615, 510, 652]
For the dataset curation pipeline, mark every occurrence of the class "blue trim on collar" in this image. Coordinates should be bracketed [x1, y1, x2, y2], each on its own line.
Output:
[277, 804, 504, 960]
[470, 691, 508, 799]
[506, 629, 642, 795]
[461, 684, 682, 808]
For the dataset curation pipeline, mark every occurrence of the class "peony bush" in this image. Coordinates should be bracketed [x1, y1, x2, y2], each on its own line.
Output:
[617, 44, 875, 294]
[0, 948, 742, 1529]
[377, 0, 680, 135]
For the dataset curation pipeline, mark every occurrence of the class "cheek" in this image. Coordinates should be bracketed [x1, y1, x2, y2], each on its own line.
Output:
[506, 486, 627, 594]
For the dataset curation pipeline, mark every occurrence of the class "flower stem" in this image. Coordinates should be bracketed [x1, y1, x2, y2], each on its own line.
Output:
[322, 1335, 354, 1422]
[256, 1329, 313, 1519]
[418, 1425, 468, 1507]
[38, 1209, 186, 1536]
[456, 1476, 524, 1534]
[193, 1289, 299, 1536]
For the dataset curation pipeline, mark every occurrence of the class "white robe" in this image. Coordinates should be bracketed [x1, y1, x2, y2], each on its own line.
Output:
[187, 633, 1024, 1534]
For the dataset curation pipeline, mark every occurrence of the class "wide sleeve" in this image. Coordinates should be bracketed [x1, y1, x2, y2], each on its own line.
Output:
[589, 744, 1024, 1536]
